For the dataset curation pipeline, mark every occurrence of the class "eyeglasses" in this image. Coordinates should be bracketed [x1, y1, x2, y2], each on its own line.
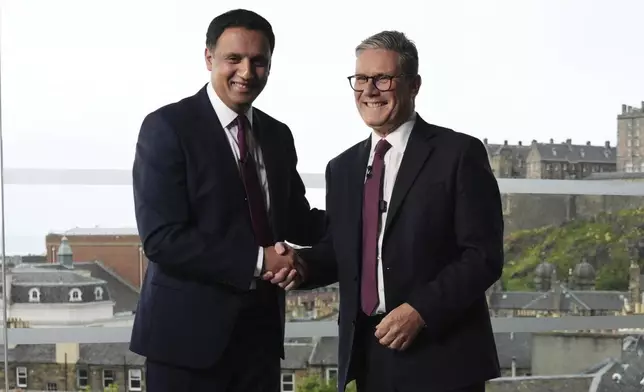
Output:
[347, 74, 409, 92]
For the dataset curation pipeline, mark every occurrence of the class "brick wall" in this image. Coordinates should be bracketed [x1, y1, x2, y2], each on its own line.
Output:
[46, 234, 148, 289]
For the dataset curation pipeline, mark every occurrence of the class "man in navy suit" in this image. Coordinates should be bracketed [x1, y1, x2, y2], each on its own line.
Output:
[129, 9, 325, 391]
[269, 31, 503, 392]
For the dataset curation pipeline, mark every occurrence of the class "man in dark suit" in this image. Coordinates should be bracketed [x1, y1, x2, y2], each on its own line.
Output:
[268, 30, 504, 392]
[129, 9, 325, 392]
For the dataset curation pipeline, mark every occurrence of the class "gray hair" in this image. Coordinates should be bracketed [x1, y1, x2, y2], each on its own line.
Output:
[355, 31, 419, 75]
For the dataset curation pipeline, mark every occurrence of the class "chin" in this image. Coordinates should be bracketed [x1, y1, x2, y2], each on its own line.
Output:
[361, 116, 386, 128]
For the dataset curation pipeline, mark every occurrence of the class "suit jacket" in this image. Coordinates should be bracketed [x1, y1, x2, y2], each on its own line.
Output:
[298, 115, 504, 392]
[129, 85, 325, 369]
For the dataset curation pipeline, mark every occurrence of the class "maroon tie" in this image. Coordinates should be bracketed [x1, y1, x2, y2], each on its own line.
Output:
[236, 115, 273, 247]
[361, 139, 392, 315]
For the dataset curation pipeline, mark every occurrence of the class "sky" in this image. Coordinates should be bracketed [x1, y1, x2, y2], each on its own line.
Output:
[1, 0, 643, 254]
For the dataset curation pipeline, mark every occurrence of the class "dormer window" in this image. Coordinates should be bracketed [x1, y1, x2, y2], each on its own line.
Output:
[28, 288, 40, 303]
[94, 287, 104, 301]
[69, 288, 82, 302]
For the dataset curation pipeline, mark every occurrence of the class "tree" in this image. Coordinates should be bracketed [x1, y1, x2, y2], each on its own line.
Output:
[296, 374, 357, 392]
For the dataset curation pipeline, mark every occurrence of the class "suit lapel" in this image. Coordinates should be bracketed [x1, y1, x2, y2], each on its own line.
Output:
[194, 86, 246, 198]
[346, 138, 372, 266]
[251, 111, 284, 238]
[383, 116, 436, 236]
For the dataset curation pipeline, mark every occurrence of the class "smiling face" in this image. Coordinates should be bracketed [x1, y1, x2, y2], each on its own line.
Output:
[354, 48, 421, 135]
[205, 27, 272, 113]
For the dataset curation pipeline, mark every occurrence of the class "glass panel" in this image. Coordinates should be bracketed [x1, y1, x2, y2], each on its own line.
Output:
[496, 192, 644, 318]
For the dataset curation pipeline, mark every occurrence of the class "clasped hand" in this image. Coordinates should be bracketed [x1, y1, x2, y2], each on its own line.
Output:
[262, 242, 303, 291]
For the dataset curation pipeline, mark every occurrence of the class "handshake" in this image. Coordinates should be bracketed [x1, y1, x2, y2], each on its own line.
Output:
[262, 242, 306, 291]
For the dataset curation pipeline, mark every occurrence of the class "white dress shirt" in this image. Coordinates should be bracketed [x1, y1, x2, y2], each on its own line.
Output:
[206, 82, 269, 285]
[367, 113, 417, 314]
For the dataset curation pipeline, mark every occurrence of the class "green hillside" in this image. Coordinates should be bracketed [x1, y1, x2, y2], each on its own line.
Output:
[503, 208, 644, 291]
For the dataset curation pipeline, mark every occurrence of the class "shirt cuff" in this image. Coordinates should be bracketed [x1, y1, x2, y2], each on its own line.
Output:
[254, 246, 264, 277]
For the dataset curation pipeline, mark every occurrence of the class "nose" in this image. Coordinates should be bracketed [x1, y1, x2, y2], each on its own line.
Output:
[363, 81, 379, 97]
[237, 58, 253, 79]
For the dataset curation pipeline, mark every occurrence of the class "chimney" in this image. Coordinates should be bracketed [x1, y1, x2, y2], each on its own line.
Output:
[56, 343, 79, 364]
[511, 357, 517, 378]
[518, 141, 522, 146]
[586, 141, 591, 146]
[605, 141, 611, 148]
[623, 104, 627, 114]
[483, 138, 488, 145]
[549, 138, 554, 144]
[566, 138, 572, 144]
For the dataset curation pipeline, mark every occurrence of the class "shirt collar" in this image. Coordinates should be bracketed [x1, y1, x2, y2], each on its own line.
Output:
[206, 81, 253, 129]
[370, 112, 417, 153]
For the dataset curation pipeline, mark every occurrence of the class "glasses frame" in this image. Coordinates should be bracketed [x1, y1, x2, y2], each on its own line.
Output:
[347, 73, 411, 92]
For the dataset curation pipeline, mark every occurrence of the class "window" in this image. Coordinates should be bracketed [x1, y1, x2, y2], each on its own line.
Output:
[28, 288, 40, 302]
[77, 368, 89, 388]
[103, 369, 115, 387]
[46, 382, 58, 391]
[95, 286, 104, 300]
[326, 367, 338, 383]
[281, 372, 295, 392]
[69, 288, 83, 302]
[16, 366, 27, 387]
[129, 368, 142, 391]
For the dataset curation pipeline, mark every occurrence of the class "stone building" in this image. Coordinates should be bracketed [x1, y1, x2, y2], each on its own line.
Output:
[525, 139, 616, 179]
[486, 254, 635, 317]
[0, 342, 144, 391]
[484, 138, 616, 179]
[484, 139, 531, 178]
[617, 102, 644, 172]
[286, 284, 339, 321]
[3, 236, 140, 327]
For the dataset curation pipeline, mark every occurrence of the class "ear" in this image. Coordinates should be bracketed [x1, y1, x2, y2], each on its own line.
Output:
[410, 74, 422, 98]
[205, 47, 214, 72]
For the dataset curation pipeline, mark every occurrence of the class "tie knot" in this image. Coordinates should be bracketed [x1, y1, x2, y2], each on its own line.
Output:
[236, 115, 249, 131]
[374, 139, 392, 158]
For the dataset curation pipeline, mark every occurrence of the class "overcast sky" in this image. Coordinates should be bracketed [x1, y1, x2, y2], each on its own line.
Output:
[1, 0, 643, 254]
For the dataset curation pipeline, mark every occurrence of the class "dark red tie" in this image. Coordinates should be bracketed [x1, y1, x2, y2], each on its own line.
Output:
[236, 116, 273, 247]
[361, 139, 392, 315]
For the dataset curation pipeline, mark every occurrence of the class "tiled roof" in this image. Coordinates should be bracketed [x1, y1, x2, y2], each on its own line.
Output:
[48, 227, 139, 236]
[282, 343, 314, 369]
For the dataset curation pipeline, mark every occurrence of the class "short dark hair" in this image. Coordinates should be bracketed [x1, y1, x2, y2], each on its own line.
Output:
[206, 9, 275, 54]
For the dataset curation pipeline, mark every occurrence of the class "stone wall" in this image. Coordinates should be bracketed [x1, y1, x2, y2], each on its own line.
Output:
[487, 375, 594, 392]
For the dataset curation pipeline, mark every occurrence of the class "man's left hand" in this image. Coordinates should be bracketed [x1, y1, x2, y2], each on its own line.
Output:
[374, 303, 425, 351]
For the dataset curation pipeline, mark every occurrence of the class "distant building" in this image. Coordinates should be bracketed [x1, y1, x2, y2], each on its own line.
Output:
[486, 254, 640, 317]
[3, 236, 139, 327]
[617, 101, 644, 172]
[286, 284, 339, 321]
[0, 342, 144, 391]
[46, 227, 146, 289]
[484, 139, 531, 178]
[483, 139, 616, 179]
